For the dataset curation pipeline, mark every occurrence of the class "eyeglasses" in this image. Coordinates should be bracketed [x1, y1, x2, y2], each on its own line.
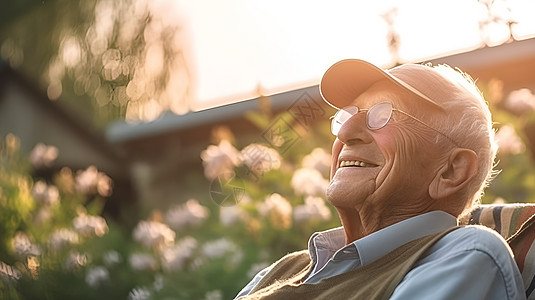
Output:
[330, 102, 459, 146]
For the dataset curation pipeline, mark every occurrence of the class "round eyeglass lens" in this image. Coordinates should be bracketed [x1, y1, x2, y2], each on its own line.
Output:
[331, 106, 359, 135]
[367, 102, 393, 129]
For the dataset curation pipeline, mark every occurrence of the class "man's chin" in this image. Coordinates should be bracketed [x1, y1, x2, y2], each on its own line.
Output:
[325, 182, 355, 207]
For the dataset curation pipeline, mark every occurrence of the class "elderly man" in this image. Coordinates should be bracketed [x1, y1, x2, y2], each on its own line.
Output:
[235, 59, 525, 299]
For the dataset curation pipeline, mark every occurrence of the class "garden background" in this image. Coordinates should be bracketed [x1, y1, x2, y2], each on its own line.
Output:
[1, 0, 535, 299]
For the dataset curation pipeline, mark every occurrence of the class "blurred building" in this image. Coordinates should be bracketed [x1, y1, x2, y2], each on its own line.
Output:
[0, 62, 135, 220]
[106, 85, 331, 208]
[427, 37, 535, 94]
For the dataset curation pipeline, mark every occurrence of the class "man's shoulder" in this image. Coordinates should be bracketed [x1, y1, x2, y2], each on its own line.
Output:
[429, 225, 513, 259]
[271, 249, 310, 266]
[396, 226, 525, 300]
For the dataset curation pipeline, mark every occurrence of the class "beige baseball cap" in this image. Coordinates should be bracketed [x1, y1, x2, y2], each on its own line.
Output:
[319, 59, 463, 110]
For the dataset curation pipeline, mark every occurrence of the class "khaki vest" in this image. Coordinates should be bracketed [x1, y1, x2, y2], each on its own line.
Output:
[243, 227, 459, 300]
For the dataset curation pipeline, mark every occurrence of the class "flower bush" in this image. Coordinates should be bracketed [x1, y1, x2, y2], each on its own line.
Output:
[1, 84, 535, 299]
[0, 120, 339, 299]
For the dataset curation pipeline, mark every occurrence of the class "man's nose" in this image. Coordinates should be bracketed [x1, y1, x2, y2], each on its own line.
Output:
[336, 113, 374, 146]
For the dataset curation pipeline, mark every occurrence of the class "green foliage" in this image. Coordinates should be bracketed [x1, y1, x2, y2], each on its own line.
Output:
[0, 0, 190, 129]
[0, 134, 34, 263]
[0, 116, 340, 299]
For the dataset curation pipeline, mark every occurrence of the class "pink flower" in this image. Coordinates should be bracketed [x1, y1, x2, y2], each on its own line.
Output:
[31, 181, 60, 205]
[29, 143, 58, 168]
[129, 253, 157, 271]
[495, 124, 525, 155]
[241, 144, 281, 177]
[200, 140, 243, 180]
[293, 196, 332, 223]
[301, 148, 331, 175]
[219, 205, 247, 227]
[257, 193, 292, 229]
[291, 168, 329, 196]
[49, 229, 79, 251]
[133, 220, 175, 248]
[73, 214, 109, 237]
[505, 88, 535, 114]
[12, 232, 40, 257]
[159, 236, 197, 272]
[165, 199, 209, 229]
[75, 166, 113, 197]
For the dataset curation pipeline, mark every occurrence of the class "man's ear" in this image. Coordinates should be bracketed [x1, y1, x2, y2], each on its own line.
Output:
[429, 148, 478, 200]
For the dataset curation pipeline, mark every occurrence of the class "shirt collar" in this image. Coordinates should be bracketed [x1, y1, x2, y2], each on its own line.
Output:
[308, 226, 346, 264]
[308, 211, 457, 265]
[354, 211, 457, 265]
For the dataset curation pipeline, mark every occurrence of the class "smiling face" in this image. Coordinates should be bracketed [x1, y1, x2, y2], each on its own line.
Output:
[326, 80, 448, 221]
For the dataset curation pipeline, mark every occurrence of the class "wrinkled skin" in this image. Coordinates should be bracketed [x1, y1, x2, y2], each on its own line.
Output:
[326, 80, 463, 244]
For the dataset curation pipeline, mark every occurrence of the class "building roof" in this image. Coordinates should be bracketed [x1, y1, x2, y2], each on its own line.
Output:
[106, 85, 327, 144]
[106, 38, 535, 145]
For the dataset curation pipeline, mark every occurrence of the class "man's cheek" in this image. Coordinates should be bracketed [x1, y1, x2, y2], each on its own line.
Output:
[330, 139, 344, 180]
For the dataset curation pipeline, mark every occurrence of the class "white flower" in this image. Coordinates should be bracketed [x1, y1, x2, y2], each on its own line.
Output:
[73, 214, 109, 237]
[103, 250, 121, 266]
[49, 229, 79, 250]
[291, 168, 329, 197]
[257, 193, 293, 229]
[75, 166, 113, 197]
[219, 205, 246, 227]
[128, 287, 151, 300]
[12, 232, 40, 257]
[31, 181, 60, 205]
[293, 196, 332, 223]
[129, 253, 157, 271]
[200, 140, 243, 180]
[29, 143, 58, 168]
[241, 144, 281, 177]
[201, 238, 238, 259]
[75, 166, 98, 194]
[165, 199, 209, 229]
[133, 220, 175, 248]
[65, 252, 88, 271]
[495, 124, 525, 155]
[160, 236, 198, 272]
[301, 148, 331, 175]
[505, 88, 535, 114]
[204, 290, 223, 300]
[153, 274, 164, 291]
[85, 266, 109, 287]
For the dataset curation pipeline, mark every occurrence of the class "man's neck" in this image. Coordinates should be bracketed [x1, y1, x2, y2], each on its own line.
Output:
[336, 207, 424, 245]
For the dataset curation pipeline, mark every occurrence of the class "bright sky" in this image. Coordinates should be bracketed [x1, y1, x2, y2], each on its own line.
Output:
[170, 0, 535, 110]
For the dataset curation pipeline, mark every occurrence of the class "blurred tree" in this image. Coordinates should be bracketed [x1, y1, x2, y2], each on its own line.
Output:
[0, 0, 192, 130]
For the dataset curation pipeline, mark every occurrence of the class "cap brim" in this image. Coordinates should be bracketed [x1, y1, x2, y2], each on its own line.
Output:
[319, 59, 440, 109]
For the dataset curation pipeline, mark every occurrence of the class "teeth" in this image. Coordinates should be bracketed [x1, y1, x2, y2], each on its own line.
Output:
[340, 160, 369, 167]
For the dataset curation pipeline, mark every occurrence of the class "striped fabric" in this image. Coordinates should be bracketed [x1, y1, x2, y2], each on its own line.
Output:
[462, 204, 535, 299]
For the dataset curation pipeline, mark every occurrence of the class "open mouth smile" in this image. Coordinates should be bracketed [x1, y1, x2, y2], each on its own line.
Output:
[339, 160, 377, 168]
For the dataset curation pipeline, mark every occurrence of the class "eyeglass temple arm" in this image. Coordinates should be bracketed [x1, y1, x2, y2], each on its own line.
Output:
[393, 109, 460, 147]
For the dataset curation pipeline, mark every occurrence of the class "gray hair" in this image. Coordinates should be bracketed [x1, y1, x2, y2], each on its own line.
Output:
[431, 65, 498, 207]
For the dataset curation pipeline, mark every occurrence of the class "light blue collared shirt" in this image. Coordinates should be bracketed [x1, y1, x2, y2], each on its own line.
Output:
[235, 211, 526, 299]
